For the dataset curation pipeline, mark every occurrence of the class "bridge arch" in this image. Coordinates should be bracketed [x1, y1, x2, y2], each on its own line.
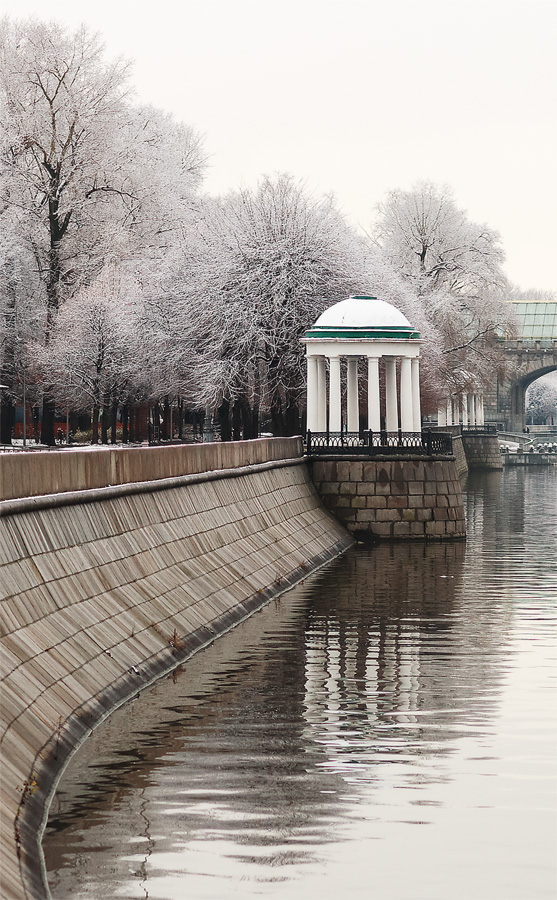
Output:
[509, 364, 557, 431]
[484, 300, 557, 432]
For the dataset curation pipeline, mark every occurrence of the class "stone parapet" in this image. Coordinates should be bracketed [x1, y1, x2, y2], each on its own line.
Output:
[0, 437, 303, 502]
[461, 433, 503, 470]
[310, 455, 466, 540]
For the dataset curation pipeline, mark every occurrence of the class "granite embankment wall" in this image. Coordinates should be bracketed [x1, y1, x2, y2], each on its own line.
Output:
[0, 439, 351, 900]
[461, 433, 503, 470]
[310, 456, 466, 540]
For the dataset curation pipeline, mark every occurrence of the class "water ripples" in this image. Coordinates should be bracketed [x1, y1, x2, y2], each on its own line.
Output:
[43, 468, 557, 900]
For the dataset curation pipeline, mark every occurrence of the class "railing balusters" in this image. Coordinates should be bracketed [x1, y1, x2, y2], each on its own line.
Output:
[305, 431, 453, 456]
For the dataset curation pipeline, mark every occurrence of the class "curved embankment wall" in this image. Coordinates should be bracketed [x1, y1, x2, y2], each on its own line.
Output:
[0, 439, 351, 900]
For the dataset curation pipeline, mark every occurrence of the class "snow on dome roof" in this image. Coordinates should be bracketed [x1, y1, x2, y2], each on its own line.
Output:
[305, 295, 419, 340]
[314, 295, 411, 329]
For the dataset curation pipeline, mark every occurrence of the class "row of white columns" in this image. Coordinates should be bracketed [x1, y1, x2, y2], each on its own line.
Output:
[438, 393, 484, 426]
[307, 354, 422, 434]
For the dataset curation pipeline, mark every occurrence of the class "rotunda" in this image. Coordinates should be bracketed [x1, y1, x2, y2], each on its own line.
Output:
[302, 295, 422, 436]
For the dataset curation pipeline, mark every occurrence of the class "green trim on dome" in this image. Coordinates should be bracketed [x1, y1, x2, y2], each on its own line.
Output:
[305, 325, 420, 340]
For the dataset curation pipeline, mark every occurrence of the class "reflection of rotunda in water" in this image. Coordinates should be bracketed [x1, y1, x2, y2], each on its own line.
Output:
[300, 542, 509, 781]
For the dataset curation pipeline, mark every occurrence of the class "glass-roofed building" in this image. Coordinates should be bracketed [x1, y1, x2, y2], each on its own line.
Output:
[511, 301, 557, 343]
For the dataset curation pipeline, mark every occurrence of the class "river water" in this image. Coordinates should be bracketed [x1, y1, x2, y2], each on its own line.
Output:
[43, 468, 557, 900]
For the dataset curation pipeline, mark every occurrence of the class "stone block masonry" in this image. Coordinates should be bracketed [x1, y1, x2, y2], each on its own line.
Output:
[461, 433, 503, 470]
[0, 439, 351, 900]
[310, 456, 466, 540]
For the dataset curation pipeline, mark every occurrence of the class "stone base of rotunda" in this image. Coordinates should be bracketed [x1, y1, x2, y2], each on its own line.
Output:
[309, 456, 466, 540]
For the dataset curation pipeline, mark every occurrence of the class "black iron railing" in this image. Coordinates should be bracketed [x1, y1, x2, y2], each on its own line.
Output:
[306, 430, 453, 456]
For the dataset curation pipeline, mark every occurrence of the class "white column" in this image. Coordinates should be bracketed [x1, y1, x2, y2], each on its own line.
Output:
[462, 393, 469, 426]
[329, 356, 342, 433]
[367, 356, 381, 432]
[346, 356, 359, 433]
[446, 398, 453, 426]
[400, 356, 413, 433]
[316, 357, 327, 431]
[306, 355, 319, 432]
[471, 394, 477, 425]
[411, 357, 421, 432]
[438, 405, 447, 427]
[385, 357, 398, 432]
[479, 395, 485, 425]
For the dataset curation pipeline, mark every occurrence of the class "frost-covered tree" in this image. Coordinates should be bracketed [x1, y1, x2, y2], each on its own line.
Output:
[509, 286, 556, 302]
[0, 17, 205, 442]
[526, 373, 557, 426]
[374, 182, 515, 400]
[36, 268, 141, 443]
[155, 175, 367, 437]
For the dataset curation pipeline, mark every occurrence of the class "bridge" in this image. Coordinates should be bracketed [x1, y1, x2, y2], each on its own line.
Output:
[484, 300, 557, 432]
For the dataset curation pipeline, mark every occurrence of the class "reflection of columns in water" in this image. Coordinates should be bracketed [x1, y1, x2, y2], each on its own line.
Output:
[304, 619, 422, 732]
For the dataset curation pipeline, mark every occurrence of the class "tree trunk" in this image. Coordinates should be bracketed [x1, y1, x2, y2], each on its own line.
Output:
[162, 396, 171, 440]
[177, 398, 184, 439]
[0, 398, 14, 444]
[42, 201, 69, 447]
[240, 396, 255, 439]
[270, 394, 285, 436]
[101, 401, 110, 444]
[122, 404, 129, 444]
[232, 401, 242, 441]
[92, 407, 100, 444]
[41, 397, 56, 446]
[217, 398, 232, 442]
[110, 401, 118, 444]
[284, 398, 301, 436]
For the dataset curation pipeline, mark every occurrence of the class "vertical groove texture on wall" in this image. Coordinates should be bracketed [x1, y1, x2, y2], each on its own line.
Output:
[0, 458, 351, 900]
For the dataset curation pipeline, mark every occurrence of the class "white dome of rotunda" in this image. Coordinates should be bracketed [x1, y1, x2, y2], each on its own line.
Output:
[313, 295, 412, 330]
[306, 295, 419, 340]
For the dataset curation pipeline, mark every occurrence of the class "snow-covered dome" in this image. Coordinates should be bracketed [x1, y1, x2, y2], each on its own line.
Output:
[306, 295, 419, 340]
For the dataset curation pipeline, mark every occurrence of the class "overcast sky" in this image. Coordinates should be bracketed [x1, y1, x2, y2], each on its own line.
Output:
[3, 0, 556, 294]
